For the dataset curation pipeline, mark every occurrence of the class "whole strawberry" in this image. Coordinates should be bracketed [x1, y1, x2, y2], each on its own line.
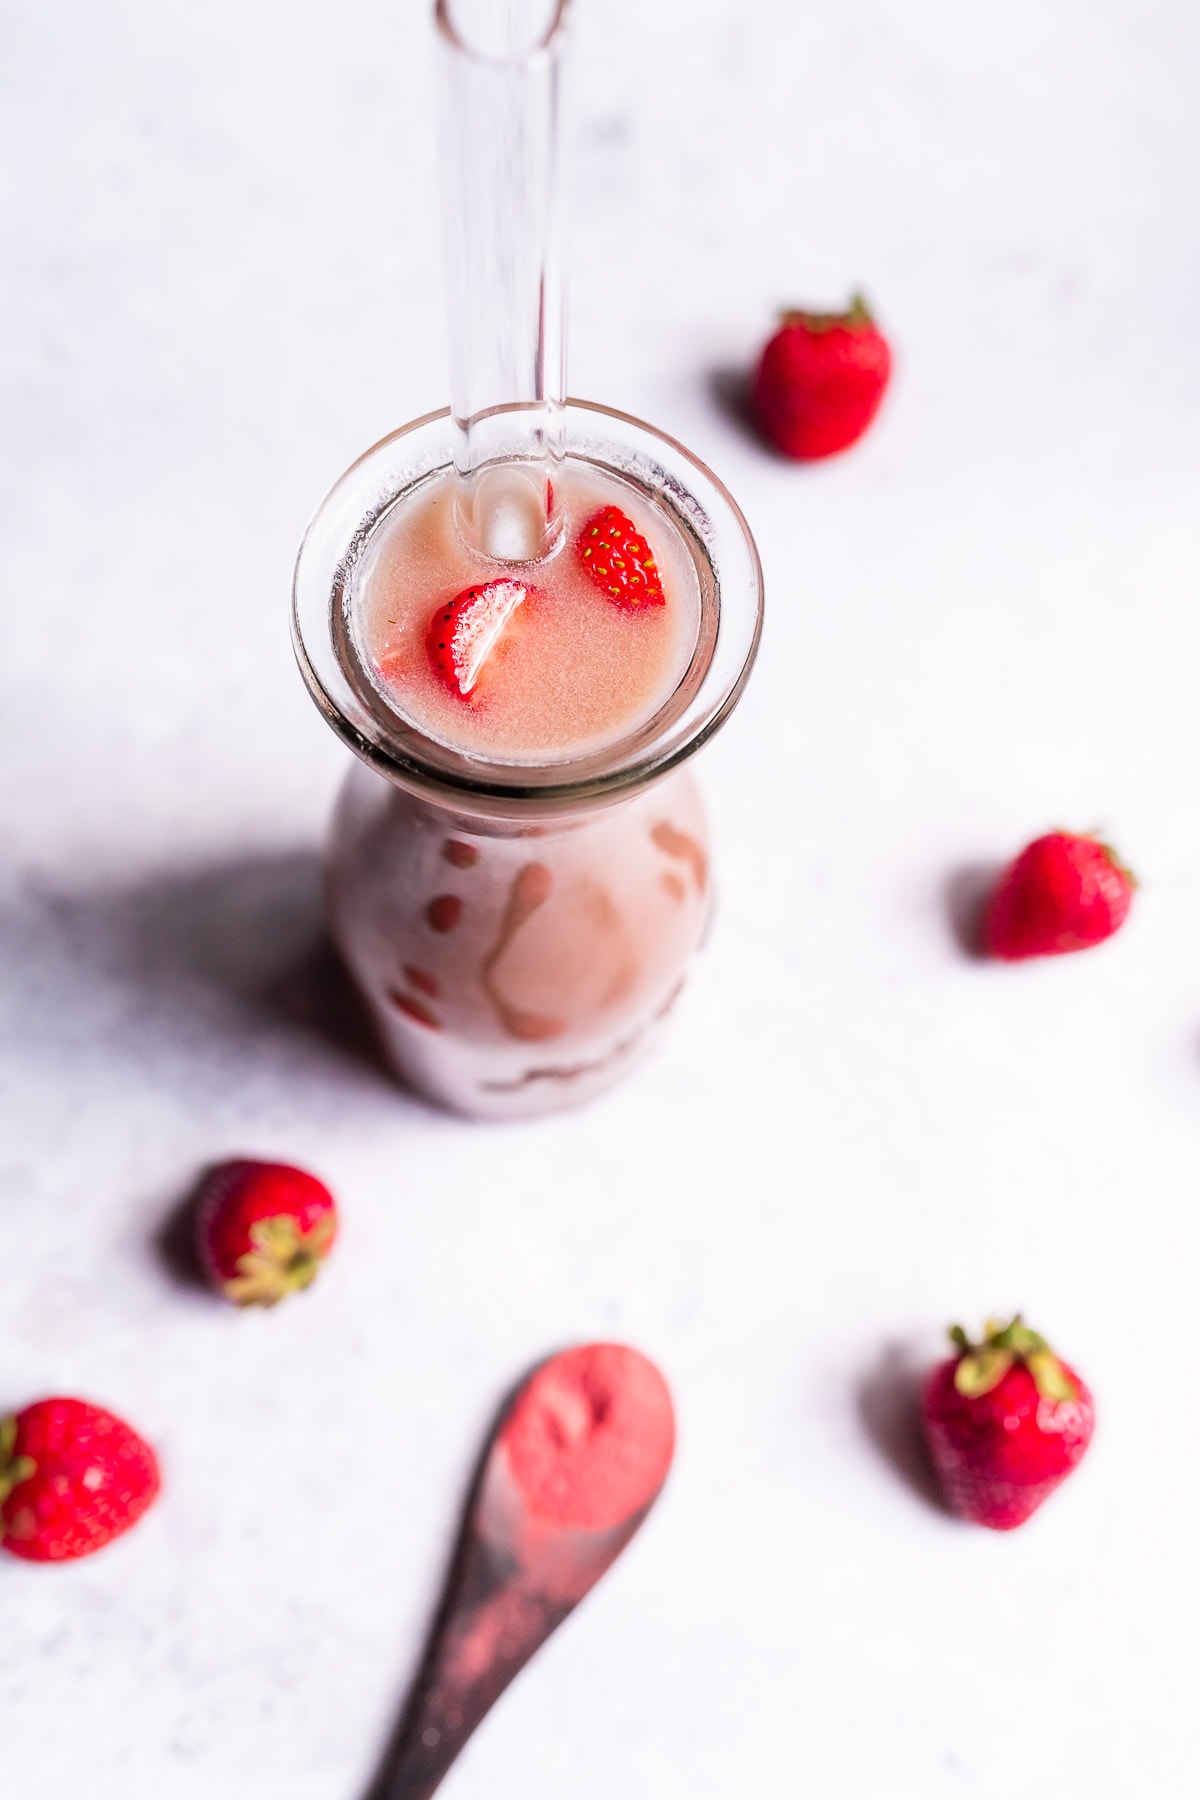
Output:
[921, 1317, 1094, 1530]
[1, 1398, 160, 1562]
[984, 830, 1135, 960]
[752, 293, 891, 460]
[196, 1158, 338, 1307]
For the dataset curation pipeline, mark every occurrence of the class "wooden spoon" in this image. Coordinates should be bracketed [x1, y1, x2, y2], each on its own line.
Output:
[365, 1344, 675, 1800]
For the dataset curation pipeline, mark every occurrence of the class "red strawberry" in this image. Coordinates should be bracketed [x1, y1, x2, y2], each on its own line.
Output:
[575, 505, 665, 610]
[752, 293, 891, 460]
[984, 830, 1135, 960]
[196, 1158, 338, 1307]
[1, 1398, 160, 1562]
[426, 579, 531, 699]
[921, 1317, 1094, 1530]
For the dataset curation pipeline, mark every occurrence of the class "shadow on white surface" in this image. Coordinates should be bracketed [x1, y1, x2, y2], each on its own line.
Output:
[705, 364, 763, 452]
[154, 1165, 221, 1294]
[942, 861, 1002, 960]
[857, 1342, 952, 1517]
[0, 848, 407, 1105]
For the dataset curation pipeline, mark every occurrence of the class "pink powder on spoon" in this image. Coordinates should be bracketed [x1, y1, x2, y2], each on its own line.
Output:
[496, 1342, 675, 1532]
[375, 1343, 675, 1792]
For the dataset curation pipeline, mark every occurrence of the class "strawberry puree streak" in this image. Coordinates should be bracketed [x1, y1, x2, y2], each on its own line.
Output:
[327, 761, 712, 1117]
[497, 1343, 675, 1532]
[354, 464, 702, 763]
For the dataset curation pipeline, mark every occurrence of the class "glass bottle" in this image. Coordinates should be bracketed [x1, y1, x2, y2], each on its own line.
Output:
[291, 2, 762, 1118]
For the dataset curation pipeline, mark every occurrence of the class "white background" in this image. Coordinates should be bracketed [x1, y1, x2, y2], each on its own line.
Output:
[2, 2, 1198, 1795]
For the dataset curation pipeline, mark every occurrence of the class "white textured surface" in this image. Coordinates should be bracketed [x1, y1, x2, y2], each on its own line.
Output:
[2, 2, 1198, 1795]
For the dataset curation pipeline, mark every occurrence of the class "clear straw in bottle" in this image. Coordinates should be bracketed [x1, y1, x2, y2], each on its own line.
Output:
[435, 0, 571, 564]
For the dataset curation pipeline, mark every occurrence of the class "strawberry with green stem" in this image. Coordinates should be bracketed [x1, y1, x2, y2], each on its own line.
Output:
[984, 830, 1135, 959]
[195, 1158, 339, 1307]
[752, 293, 892, 460]
[921, 1315, 1094, 1530]
[1, 1398, 160, 1563]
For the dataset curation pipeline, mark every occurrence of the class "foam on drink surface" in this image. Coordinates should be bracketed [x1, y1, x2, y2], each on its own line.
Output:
[352, 463, 702, 764]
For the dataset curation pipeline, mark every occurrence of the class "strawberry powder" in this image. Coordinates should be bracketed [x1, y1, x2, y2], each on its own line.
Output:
[498, 1343, 674, 1532]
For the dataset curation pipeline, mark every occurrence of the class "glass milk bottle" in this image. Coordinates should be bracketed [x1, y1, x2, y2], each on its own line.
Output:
[292, 1, 762, 1119]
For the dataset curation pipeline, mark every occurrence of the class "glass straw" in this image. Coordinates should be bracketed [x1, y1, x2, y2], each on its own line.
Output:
[435, 0, 571, 563]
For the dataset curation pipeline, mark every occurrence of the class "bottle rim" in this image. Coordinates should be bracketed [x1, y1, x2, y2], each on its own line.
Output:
[291, 400, 764, 819]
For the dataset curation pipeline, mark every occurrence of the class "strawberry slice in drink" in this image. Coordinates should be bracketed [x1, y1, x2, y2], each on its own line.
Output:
[575, 505, 665, 610]
[426, 579, 532, 699]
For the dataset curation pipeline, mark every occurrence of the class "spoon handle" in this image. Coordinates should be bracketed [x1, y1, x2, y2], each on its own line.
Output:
[371, 1536, 572, 1799]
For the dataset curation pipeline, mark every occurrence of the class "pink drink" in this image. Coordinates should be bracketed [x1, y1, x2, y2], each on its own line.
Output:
[326, 460, 714, 1118]
[327, 760, 709, 1117]
[353, 465, 702, 762]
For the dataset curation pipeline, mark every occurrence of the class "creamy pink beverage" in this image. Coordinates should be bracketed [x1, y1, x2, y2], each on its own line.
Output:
[324, 460, 715, 1118]
[352, 465, 702, 761]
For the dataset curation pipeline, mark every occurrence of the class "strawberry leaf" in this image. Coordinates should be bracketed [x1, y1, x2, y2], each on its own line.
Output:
[1026, 1349, 1079, 1403]
[0, 1415, 36, 1505]
[996, 1319, 1049, 1359]
[223, 1214, 335, 1307]
[954, 1347, 1014, 1398]
[947, 1315, 1080, 1403]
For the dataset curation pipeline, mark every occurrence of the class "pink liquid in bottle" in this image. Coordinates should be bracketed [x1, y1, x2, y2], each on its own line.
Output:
[326, 460, 714, 1118]
[352, 464, 703, 764]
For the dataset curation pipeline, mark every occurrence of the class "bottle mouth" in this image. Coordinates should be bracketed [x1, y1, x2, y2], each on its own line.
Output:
[292, 401, 763, 820]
